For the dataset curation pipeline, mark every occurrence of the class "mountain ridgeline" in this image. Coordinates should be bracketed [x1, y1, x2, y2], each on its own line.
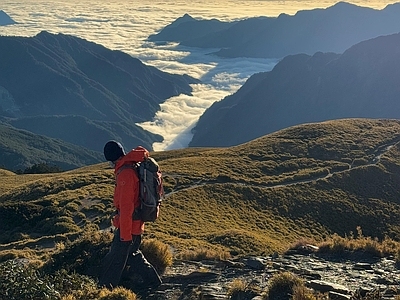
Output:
[189, 32, 400, 147]
[0, 31, 199, 157]
[148, 2, 400, 59]
[0, 10, 16, 26]
[0, 123, 103, 170]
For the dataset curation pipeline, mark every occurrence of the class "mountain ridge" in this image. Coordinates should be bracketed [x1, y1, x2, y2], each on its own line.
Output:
[0, 31, 199, 153]
[149, 2, 400, 59]
[189, 32, 400, 147]
[0, 122, 103, 171]
[0, 10, 16, 26]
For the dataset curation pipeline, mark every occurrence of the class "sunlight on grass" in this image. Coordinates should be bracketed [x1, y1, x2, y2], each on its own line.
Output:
[0, 118, 400, 270]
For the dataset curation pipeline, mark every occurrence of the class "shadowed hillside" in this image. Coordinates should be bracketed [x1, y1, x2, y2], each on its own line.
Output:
[1, 118, 400, 263]
[0, 31, 199, 152]
[0, 10, 16, 26]
[190, 32, 400, 147]
[0, 123, 103, 171]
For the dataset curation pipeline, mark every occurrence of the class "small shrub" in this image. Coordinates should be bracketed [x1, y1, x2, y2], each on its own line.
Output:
[98, 287, 137, 300]
[264, 272, 304, 300]
[292, 284, 319, 300]
[23, 163, 63, 174]
[43, 227, 112, 277]
[0, 260, 60, 300]
[65, 202, 80, 212]
[140, 238, 173, 275]
[227, 278, 260, 299]
[315, 227, 400, 259]
[228, 279, 247, 296]
[0, 250, 17, 262]
[0, 259, 122, 300]
[53, 221, 81, 234]
[51, 269, 99, 300]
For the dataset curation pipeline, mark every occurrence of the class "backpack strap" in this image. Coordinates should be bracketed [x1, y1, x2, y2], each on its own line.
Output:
[115, 163, 138, 178]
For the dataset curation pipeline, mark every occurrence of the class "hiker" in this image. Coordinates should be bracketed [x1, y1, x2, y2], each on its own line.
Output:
[99, 140, 162, 290]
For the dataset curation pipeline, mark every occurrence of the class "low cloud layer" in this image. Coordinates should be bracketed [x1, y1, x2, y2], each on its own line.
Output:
[2, 0, 394, 150]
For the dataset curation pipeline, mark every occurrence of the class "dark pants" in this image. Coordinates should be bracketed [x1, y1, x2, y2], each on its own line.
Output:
[99, 229, 162, 290]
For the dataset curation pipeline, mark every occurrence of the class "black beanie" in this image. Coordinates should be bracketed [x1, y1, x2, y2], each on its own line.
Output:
[103, 140, 125, 161]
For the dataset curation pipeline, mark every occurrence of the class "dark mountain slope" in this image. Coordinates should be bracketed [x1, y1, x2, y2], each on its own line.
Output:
[0, 123, 103, 171]
[0, 31, 198, 151]
[0, 10, 16, 26]
[148, 13, 234, 46]
[149, 2, 400, 59]
[189, 33, 400, 147]
[5, 115, 159, 153]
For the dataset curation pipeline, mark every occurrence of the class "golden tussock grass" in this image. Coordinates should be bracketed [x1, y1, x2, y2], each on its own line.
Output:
[1, 118, 400, 263]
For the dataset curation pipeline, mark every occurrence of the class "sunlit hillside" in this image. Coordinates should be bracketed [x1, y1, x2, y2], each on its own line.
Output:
[1, 118, 400, 265]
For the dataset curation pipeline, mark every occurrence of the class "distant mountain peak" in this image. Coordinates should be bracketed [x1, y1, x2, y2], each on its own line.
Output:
[0, 10, 16, 26]
[331, 1, 359, 8]
[168, 13, 195, 28]
[150, 1, 400, 59]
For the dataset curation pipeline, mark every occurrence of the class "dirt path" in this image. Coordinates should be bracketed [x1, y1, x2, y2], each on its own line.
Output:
[164, 138, 400, 197]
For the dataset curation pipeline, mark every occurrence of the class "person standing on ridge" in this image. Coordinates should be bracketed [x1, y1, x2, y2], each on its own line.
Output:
[99, 140, 162, 291]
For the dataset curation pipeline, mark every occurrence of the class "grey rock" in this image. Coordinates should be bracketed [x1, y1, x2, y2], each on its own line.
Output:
[353, 262, 373, 270]
[244, 257, 266, 270]
[328, 291, 352, 300]
[147, 252, 400, 299]
[307, 280, 351, 294]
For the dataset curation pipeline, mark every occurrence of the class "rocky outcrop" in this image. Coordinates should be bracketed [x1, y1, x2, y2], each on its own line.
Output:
[142, 250, 400, 299]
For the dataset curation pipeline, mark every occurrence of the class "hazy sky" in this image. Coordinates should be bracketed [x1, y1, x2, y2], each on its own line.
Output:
[1, 0, 398, 150]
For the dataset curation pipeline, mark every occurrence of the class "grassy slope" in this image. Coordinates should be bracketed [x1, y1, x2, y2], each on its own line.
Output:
[1, 118, 400, 261]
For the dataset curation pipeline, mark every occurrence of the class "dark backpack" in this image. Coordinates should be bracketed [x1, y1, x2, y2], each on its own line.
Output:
[116, 148, 164, 222]
[134, 156, 164, 222]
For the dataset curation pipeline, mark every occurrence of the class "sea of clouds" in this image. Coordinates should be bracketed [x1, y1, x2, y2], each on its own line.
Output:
[1, 0, 393, 150]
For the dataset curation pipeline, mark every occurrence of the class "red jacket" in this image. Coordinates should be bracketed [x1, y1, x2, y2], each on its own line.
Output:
[112, 147, 149, 241]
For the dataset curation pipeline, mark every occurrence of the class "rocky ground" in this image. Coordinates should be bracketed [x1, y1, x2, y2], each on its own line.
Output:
[136, 246, 400, 300]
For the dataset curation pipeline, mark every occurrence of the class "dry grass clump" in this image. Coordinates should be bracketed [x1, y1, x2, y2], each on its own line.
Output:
[288, 227, 400, 263]
[140, 238, 173, 275]
[225, 275, 325, 300]
[176, 247, 231, 261]
[227, 278, 260, 299]
[292, 284, 324, 300]
[0, 247, 40, 263]
[263, 271, 322, 300]
[316, 227, 400, 259]
[95, 287, 137, 300]
[264, 272, 307, 300]
[43, 226, 113, 276]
